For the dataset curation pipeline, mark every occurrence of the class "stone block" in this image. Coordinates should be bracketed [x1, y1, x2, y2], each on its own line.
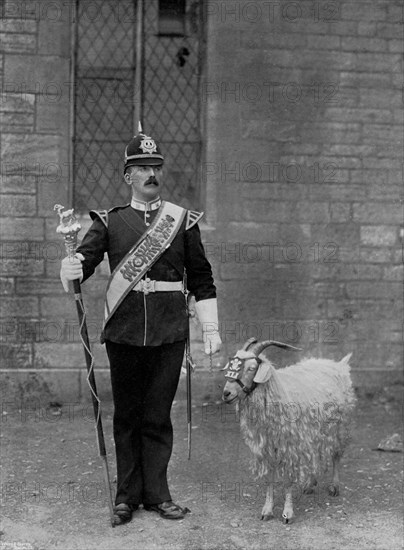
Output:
[356, 52, 401, 72]
[38, 295, 77, 319]
[36, 101, 68, 133]
[219, 261, 305, 282]
[354, 204, 402, 224]
[0, 91, 35, 112]
[363, 124, 403, 144]
[386, 4, 404, 22]
[330, 202, 351, 222]
[361, 88, 402, 108]
[377, 23, 404, 39]
[369, 184, 402, 201]
[0, 296, 39, 317]
[383, 265, 404, 281]
[0, 32, 36, 53]
[357, 22, 377, 36]
[240, 30, 307, 50]
[364, 157, 401, 170]
[341, 4, 383, 22]
[341, 36, 387, 52]
[350, 169, 387, 185]
[0, 20, 37, 33]
[34, 342, 109, 369]
[0, 277, 15, 294]
[1, 133, 61, 172]
[340, 70, 391, 88]
[16, 277, 62, 295]
[0, 194, 36, 216]
[327, 21, 359, 36]
[345, 281, 402, 300]
[219, 281, 284, 318]
[303, 121, 362, 143]
[310, 263, 382, 281]
[359, 247, 392, 263]
[306, 35, 341, 50]
[0, 343, 33, 368]
[4, 55, 70, 93]
[282, 294, 328, 319]
[1, 111, 34, 131]
[37, 152, 69, 217]
[0, 258, 45, 277]
[389, 39, 404, 53]
[33, 343, 84, 369]
[360, 226, 397, 246]
[0, 174, 37, 194]
[327, 107, 392, 124]
[0, 217, 44, 240]
[38, 20, 70, 57]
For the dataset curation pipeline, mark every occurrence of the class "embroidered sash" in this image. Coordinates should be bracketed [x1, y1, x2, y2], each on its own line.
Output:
[103, 201, 186, 326]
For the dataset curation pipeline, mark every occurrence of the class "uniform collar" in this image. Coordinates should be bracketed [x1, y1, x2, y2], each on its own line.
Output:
[130, 197, 161, 212]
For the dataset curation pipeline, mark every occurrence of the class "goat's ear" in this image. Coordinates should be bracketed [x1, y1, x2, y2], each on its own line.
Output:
[253, 362, 272, 384]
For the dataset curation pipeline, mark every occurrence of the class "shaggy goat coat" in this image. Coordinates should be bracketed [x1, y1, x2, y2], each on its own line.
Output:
[238, 355, 356, 483]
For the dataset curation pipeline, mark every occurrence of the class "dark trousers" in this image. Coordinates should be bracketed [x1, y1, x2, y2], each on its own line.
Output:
[105, 339, 185, 506]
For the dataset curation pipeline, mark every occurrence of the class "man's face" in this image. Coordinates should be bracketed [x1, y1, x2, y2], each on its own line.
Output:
[125, 165, 164, 201]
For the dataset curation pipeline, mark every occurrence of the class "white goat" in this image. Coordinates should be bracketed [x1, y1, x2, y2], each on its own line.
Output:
[222, 338, 356, 523]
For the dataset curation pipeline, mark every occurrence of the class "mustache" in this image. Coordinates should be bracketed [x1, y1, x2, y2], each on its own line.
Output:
[145, 177, 158, 185]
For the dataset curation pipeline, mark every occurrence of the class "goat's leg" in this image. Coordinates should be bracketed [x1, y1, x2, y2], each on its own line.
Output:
[261, 481, 275, 521]
[327, 453, 341, 496]
[282, 484, 294, 524]
[303, 473, 318, 494]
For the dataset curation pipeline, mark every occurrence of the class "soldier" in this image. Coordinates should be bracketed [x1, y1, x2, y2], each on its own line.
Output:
[60, 129, 221, 525]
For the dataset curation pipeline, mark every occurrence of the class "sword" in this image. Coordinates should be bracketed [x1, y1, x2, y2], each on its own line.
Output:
[185, 292, 196, 460]
[54, 204, 115, 528]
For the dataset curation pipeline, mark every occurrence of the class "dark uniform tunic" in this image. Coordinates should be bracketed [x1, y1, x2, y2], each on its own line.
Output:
[76, 202, 216, 507]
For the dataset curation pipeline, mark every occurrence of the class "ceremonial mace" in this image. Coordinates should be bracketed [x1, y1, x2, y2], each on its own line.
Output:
[54, 204, 115, 527]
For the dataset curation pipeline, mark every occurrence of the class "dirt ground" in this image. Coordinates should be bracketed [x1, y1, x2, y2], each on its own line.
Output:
[0, 383, 402, 550]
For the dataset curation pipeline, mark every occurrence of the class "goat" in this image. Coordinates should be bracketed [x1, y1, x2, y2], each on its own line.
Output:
[222, 338, 356, 523]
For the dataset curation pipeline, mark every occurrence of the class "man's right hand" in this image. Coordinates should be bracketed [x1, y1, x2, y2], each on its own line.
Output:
[60, 253, 84, 292]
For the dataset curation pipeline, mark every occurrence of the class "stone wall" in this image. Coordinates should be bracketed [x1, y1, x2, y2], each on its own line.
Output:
[0, 0, 402, 405]
[204, 0, 403, 387]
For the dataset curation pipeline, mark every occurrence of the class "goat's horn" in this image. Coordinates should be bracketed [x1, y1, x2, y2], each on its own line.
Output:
[250, 340, 303, 356]
[241, 337, 258, 350]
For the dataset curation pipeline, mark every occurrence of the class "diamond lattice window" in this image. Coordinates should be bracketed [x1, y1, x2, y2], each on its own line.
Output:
[73, 0, 204, 212]
[143, 0, 203, 210]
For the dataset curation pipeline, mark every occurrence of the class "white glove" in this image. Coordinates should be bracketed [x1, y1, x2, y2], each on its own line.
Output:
[60, 253, 84, 292]
[195, 298, 222, 355]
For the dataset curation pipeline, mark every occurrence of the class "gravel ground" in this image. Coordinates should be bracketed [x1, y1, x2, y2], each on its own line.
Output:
[0, 384, 402, 550]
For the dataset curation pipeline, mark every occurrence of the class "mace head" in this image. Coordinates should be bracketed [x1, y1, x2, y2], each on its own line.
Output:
[54, 204, 81, 235]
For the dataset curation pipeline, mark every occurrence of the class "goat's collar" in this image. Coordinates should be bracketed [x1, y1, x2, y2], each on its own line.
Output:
[235, 378, 257, 395]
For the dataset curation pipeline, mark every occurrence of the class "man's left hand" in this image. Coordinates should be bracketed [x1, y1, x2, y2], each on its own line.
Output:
[203, 330, 222, 355]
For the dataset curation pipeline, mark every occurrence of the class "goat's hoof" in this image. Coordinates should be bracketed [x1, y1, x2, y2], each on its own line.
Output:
[327, 484, 340, 497]
[282, 514, 292, 525]
[261, 513, 274, 521]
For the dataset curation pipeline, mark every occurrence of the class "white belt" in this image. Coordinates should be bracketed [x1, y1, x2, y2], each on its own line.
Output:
[132, 278, 184, 295]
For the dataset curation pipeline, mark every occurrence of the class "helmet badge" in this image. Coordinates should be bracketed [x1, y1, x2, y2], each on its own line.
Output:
[139, 136, 158, 155]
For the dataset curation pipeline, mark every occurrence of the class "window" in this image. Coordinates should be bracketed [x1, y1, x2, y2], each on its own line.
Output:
[72, 0, 204, 212]
[73, 0, 137, 211]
